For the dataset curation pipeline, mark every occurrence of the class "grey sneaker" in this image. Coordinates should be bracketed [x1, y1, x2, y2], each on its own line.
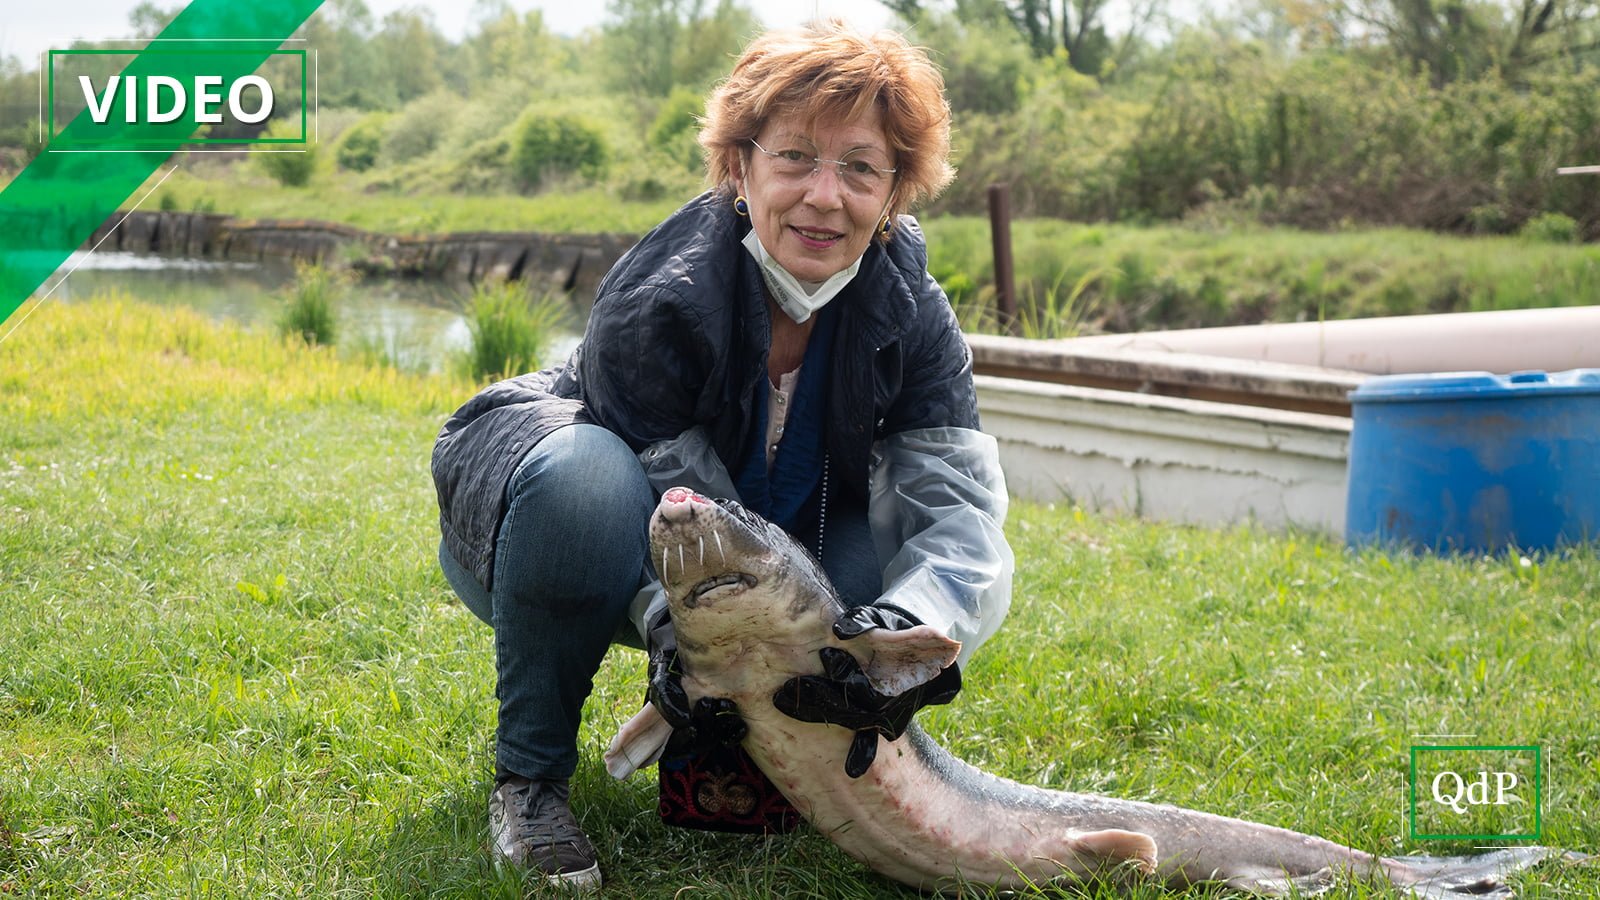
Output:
[489, 776, 602, 889]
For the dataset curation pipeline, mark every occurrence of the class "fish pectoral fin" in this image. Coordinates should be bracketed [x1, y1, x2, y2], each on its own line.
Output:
[1067, 828, 1159, 875]
[603, 701, 674, 781]
[856, 625, 962, 696]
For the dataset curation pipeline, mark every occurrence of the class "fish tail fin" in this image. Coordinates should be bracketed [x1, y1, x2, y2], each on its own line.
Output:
[1384, 847, 1581, 898]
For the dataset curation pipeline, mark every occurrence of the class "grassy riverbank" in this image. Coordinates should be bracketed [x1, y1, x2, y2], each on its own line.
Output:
[147, 163, 1600, 335]
[2, 298, 1596, 897]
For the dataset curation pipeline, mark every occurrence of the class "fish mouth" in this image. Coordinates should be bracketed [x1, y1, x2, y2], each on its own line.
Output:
[690, 572, 757, 602]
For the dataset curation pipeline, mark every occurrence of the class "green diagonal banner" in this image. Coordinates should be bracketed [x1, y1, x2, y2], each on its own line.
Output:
[0, 0, 324, 329]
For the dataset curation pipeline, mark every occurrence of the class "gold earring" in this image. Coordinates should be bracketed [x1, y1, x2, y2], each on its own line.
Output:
[734, 195, 750, 216]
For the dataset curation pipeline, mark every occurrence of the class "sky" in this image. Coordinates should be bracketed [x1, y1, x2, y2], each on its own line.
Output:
[0, 0, 896, 65]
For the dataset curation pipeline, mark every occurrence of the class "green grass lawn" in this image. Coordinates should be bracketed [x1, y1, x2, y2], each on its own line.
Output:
[150, 163, 686, 237]
[2, 298, 1596, 898]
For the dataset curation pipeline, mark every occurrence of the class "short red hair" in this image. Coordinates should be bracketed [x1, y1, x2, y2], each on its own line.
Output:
[699, 19, 955, 228]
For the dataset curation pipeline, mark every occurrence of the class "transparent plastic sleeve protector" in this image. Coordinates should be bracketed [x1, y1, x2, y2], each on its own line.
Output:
[637, 425, 741, 501]
[868, 427, 1014, 666]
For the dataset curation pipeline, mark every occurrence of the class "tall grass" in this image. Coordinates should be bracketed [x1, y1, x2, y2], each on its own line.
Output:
[276, 262, 345, 346]
[3, 297, 1595, 898]
[924, 217, 1600, 334]
[461, 278, 569, 382]
[951, 267, 1106, 339]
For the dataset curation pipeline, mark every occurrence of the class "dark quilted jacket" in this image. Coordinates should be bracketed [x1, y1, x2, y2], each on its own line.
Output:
[431, 191, 979, 589]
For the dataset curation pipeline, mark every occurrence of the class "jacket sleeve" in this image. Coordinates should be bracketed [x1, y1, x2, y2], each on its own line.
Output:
[868, 427, 1013, 667]
[868, 240, 1013, 666]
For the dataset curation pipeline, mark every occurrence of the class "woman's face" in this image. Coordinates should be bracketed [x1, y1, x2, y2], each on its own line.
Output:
[734, 104, 896, 284]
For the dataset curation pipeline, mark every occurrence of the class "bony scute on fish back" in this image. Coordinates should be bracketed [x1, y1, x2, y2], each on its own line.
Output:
[608, 488, 1586, 896]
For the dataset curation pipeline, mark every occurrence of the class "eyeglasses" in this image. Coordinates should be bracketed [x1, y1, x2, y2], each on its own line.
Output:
[750, 138, 896, 195]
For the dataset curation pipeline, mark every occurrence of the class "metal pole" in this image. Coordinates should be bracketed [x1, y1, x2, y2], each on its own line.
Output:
[988, 183, 1018, 335]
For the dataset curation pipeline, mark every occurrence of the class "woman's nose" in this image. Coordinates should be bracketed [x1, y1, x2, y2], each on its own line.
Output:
[803, 164, 845, 209]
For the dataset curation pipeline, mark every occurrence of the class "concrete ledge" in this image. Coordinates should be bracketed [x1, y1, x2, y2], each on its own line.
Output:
[976, 374, 1351, 534]
[1064, 306, 1600, 375]
[969, 333, 1365, 416]
[85, 210, 636, 299]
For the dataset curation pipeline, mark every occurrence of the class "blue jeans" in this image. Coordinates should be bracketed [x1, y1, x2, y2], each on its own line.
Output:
[438, 423, 879, 781]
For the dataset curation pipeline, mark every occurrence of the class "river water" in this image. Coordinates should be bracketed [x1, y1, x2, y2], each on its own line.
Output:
[46, 251, 583, 374]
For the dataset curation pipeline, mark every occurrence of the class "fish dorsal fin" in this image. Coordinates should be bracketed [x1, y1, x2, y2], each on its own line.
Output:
[1068, 828, 1158, 875]
[856, 625, 962, 696]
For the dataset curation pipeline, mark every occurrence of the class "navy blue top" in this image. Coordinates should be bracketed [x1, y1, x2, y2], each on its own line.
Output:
[731, 300, 840, 534]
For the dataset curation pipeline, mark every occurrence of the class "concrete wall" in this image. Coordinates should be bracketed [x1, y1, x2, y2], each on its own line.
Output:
[86, 210, 636, 299]
[976, 374, 1351, 534]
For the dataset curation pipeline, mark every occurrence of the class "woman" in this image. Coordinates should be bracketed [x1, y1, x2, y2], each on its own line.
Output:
[431, 18, 1013, 889]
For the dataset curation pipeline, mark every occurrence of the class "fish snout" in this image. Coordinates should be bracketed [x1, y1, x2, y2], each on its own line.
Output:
[650, 487, 727, 591]
[658, 486, 715, 523]
[651, 487, 716, 549]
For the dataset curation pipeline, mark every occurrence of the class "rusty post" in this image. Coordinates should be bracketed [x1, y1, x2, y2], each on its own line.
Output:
[988, 183, 1018, 335]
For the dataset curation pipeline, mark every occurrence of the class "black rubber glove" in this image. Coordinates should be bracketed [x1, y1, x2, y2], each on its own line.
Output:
[646, 610, 747, 755]
[773, 606, 961, 778]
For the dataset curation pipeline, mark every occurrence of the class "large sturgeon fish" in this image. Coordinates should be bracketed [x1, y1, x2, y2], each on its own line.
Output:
[608, 487, 1578, 896]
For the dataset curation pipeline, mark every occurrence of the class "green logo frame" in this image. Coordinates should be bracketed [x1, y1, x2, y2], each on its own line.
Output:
[1408, 744, 1542, 841]
[47, 48, 307, 148]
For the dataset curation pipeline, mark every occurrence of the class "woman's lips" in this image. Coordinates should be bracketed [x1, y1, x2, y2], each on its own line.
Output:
[790, 225, 843, 250]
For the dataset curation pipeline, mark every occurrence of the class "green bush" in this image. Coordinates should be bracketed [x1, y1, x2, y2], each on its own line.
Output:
[380, 90, 464, 165]
[932, 34, 1600, 237]
[1519, 212, 1580, 244]
[336, 113, 388, 172]
[277, 263, 345, 346]
[462, 279, 568, 382]
[255, 120, 317, 187]
[648, 87, 702, 149]
[648, 87, 704, 172]
[510, 111, 609, 188]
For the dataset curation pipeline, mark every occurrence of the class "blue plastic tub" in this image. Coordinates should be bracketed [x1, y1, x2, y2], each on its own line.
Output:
[1346, 369, 1600, 552]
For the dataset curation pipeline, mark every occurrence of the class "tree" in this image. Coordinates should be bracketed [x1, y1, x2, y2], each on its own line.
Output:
[601, 0, 757, 98]
[373, 8, 446, 104]
[1256, 0, 1600, 86]
[460, 1, 567, 92]
[296, 0, 396, 110]
[893, 0, 1166, 79]
[128, 2, 181, 38]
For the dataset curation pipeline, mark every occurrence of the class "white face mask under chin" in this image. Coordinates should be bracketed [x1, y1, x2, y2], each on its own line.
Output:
[741, 227, 861, 324]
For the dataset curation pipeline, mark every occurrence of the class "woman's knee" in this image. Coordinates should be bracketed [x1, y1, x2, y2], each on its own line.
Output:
[495, 425, 654, 601]
[506, 424, 653, 518]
